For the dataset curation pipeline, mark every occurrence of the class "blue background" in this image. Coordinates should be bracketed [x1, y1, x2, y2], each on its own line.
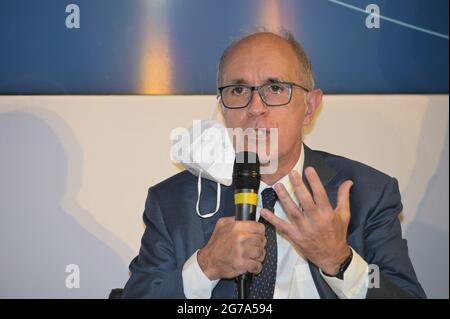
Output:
[0, 0, 448, 94]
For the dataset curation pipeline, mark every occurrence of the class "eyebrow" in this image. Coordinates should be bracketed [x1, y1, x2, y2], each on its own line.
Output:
[227, 78, 247, 85]
[225, 77, 287, 85]
[267, 77, 285, 83]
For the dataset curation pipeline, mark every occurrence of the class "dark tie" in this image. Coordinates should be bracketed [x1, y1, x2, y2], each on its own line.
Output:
[247, 187, 278, 299]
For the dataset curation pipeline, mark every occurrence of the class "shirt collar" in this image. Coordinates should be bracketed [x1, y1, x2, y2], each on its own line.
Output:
[258, 143, 305, 204]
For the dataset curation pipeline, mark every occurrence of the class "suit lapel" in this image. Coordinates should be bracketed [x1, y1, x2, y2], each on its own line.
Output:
[303, 145, 337, 195]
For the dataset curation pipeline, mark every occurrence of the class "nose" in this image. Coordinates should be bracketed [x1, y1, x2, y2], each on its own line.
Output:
[247, 89, 268, 118]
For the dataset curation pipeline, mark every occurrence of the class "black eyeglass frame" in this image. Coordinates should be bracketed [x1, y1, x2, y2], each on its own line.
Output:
[217, 82, 310, 109]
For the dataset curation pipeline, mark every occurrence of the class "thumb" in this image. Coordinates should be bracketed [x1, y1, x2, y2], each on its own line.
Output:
[218, 216, 235, 225]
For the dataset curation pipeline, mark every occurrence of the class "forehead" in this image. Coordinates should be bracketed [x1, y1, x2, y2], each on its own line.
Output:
[221, 34, 300, 84]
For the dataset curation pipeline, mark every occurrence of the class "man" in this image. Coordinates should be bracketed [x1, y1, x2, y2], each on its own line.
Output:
[122, 31, 425, 299]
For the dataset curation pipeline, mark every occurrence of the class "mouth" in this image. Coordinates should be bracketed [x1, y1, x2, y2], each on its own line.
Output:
[233, 126, 277, 148]
[253, 127, 275, 140]
[232, 127, 278, 162]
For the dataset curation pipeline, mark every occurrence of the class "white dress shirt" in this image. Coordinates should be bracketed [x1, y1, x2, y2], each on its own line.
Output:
[182, 145, 369, 299]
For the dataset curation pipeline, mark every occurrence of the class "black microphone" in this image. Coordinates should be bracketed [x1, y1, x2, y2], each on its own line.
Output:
[233, 151, 260, 299]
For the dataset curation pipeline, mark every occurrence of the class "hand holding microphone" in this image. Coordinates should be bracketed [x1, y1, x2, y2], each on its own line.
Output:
[197, 152, 265, 293]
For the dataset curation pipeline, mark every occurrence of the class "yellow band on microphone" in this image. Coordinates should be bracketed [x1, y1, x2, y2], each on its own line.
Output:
[234, 192, 258, 205]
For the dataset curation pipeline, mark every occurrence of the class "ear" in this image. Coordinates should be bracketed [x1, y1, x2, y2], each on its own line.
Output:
[303, 89, 323, 126]
[217, 98, 230, 127]
[217, 102, 227, 123]
[217, 96, 225, 115]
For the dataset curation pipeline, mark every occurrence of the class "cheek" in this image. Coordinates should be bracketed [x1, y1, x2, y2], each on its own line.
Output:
[276, 110, 304, 147]
[224, 110, 246, 128]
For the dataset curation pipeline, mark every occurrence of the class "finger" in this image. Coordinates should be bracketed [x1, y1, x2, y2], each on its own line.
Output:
[236, 220, 265, 235]
[260, 208, 296, 237]
[288, 170, 316, 212]
[218, 216, 235, 225]
[243, 247, 265, 262]
[273, 183, 303, 222]
[336, 180, 353, 221]
[246, 260, 263, 275]
[241, 234, 267, 248]
[304, 166, 332, 209]
[259, 248, 266, 262]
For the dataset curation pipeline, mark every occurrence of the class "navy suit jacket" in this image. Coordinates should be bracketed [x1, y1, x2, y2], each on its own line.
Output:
[122, 145, 426, 299]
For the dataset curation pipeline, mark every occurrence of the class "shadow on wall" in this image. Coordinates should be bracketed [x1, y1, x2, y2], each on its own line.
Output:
[406, 121, 449, 299]
[0, 111, 129, 298]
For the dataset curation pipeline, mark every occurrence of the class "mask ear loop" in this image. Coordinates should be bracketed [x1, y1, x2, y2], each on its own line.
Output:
[196, 171, 221, 218]
[210, 102, 219, 120]
[211, 98, 226, 124]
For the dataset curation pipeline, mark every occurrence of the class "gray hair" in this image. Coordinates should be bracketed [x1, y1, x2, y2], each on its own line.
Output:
[217, 29, 315, 90]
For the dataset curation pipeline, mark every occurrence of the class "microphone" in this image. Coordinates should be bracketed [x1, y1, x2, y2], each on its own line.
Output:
[233, 151, 261, 299]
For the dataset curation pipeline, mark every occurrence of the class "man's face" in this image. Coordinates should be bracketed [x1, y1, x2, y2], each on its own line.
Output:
[220, 34, 314, 166]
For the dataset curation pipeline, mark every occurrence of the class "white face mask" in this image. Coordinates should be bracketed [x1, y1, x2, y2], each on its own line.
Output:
[171, 120, 235, 218]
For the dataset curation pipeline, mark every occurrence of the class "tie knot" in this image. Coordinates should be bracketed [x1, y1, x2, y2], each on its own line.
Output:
[261, 187, 278, 211]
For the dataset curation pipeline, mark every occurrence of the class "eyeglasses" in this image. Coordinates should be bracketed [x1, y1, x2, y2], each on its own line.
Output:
[218, 82, 310, 109]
